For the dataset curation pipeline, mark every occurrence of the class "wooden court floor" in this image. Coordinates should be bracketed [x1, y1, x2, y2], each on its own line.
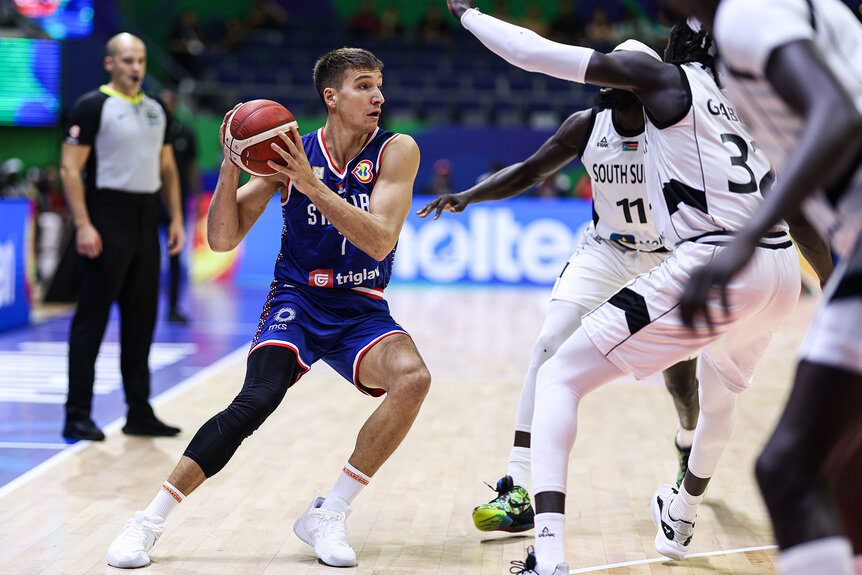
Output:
[0, 286, 817, 575]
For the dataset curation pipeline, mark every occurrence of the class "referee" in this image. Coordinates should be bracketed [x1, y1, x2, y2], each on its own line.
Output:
[60, 33, 185, 441]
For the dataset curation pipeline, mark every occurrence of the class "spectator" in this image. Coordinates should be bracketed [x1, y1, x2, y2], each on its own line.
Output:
[348, 0, 380, 37]
[379, 4, 405, 40]
[170, 10, 206, 79]
[537, 171, 571, 198]
[158, 88, 200, 324]
[549, 0, 583, 43]
[520, 2, 549, 37]
[219, 18, 249, 52]
[0, 158, 25, 197]
[34, 166, 67, 285]
[418, 3, 452, 43]
[424, 159, 455, 196]
[585, 7, 616, 51]
[247, 0, 290, 33]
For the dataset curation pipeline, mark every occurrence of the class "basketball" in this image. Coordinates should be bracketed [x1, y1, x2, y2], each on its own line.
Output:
[223, 99, 298, 177]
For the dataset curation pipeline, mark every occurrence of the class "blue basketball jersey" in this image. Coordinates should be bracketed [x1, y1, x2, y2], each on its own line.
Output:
[274, 127, 401, 299]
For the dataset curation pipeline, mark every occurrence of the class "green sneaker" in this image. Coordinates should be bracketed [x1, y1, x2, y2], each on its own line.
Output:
[675, 439, 692, 487]
[472, 475, 534, 533]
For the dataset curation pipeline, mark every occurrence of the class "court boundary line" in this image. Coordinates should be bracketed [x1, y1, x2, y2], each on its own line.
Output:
[567, 544, 779, 573]
[0, 344, 249, 501]
[0, 442, 71, 449]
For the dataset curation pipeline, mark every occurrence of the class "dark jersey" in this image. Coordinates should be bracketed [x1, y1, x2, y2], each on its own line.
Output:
[274, 127, 401, 298]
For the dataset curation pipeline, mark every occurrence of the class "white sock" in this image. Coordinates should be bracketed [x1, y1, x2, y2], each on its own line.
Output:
[778, 537, 853, 575]
[534, 512, 566, 575]
[143, 481, 184, 522]
[669, 483, 702, 523]
[508, 446, 531, 490]
[322, 462, 369, 513]
[676, 427, 695, 449]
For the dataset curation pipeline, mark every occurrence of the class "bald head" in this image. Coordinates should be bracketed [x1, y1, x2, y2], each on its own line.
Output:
[106, 33, 145, 58]
[104, 33, 147, 98]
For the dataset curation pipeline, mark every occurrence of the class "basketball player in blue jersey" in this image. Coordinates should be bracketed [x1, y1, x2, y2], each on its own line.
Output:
[106, 48, 430, 569]
[446, 1, 833, 573]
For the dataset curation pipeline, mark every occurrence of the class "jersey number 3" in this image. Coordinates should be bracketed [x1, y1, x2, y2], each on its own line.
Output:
[721, 133, 771, 194]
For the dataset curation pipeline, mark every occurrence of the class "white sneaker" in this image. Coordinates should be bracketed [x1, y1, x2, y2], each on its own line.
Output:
[293, 491, 357, 567]
[106, 511, 166, 568]
[651, 484, 695, 560]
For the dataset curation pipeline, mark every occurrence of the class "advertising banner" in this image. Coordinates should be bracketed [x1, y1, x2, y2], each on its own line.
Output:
[220, 196, 593, 286]
[0, 199, 32, 331]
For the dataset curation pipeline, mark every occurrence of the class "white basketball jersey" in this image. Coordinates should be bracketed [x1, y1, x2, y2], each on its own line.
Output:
[715, 0, 862, 257]
[644, 63, 780, 249]
[581, 108, 663, 251]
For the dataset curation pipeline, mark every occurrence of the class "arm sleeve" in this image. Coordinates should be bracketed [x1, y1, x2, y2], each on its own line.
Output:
[460, 8, 594, 84]
[64, 91, 105, 146]
[716, 0, 814, 75]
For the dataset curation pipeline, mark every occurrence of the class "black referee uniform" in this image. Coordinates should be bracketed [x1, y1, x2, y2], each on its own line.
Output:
[63, 85, 179, 437]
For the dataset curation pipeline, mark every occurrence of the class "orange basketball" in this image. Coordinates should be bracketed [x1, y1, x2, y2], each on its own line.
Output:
[223, 99, 298, 177]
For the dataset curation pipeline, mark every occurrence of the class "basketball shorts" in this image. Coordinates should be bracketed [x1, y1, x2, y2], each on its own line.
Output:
[551, 223, 671, 312]
[798, 231, 862, 375]
[582, 237, 800, 391]
[250, 282, 407, 397]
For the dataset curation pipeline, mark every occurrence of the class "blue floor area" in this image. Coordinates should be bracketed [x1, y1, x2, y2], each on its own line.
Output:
[0, 281, 270, 488]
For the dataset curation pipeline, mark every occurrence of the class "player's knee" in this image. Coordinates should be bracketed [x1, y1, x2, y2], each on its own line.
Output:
[698, 388, 736, 419]
[531, 332, 566, 365]
[226, 386, 281, 433]
[390, 361, 431, 407]
[663, 362, 698, 400]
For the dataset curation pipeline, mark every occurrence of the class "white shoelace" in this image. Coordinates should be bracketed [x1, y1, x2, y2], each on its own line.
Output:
[122, 514, 165, 548]
[313, 510, 349, 542]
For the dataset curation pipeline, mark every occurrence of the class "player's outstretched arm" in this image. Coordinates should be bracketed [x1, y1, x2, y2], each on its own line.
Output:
[417, 109, 592, 219]
[207, 107, 283, 252]
[450, 1, 675, 97]
[679, 40, 862, 328]
[270, 125, 420, 261]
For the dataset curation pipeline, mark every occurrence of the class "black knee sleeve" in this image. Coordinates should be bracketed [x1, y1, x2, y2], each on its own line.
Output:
[662, 357, 699, 430]
[184, 345, 302, 477]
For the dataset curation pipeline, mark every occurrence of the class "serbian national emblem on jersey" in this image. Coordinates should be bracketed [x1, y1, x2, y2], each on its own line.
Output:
[275, 127, 401, 299]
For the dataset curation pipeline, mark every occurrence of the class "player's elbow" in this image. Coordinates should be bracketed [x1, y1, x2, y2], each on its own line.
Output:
[510, 41, 539, 72]
[207, 232, 237, 253]
[369, 245, 394, 262]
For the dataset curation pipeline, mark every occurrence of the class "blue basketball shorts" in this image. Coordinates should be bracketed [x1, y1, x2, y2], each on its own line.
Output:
[249, 281, 408, 396]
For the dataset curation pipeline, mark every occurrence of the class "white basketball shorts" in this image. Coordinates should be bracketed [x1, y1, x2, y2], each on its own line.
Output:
[551, 223, 671, 311]
[582, 237, 801, 391]
[798, 232, 862, 375]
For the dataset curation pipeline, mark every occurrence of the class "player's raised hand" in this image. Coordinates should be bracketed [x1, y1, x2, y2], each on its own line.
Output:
[678, 239, 756, 330]
[219, 103, 243, 170]
[416, 192, 470, 220]
[447, 0, 475, 20]
[268, 124, 316, 192]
